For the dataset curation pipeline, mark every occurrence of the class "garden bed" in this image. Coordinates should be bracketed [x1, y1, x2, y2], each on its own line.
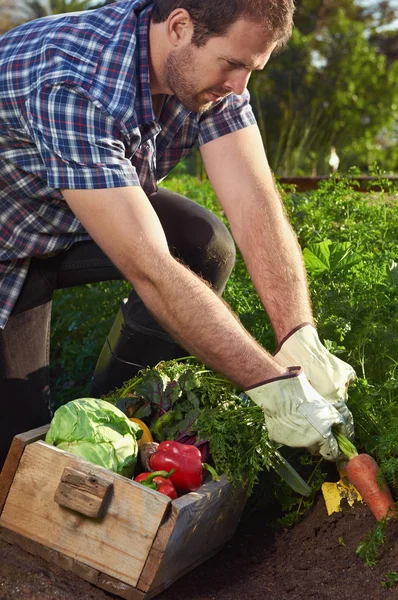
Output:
[1, 495, 397, 599]
[3, 175, 395, 599]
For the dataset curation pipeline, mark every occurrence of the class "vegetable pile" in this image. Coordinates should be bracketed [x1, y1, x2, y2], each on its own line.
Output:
[45, 359, 277, 500]
[104, 358, 277, 495]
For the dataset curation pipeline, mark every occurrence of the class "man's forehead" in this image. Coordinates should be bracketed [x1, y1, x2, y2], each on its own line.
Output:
[211, 18, 277, 69]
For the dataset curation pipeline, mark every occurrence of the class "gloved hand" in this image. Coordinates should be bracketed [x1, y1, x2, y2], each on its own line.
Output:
[246, 368, 348, 461]
[274, 323, 356, 440]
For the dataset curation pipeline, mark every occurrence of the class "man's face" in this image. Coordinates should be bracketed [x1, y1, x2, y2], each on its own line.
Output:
[162, 19, 277, 112]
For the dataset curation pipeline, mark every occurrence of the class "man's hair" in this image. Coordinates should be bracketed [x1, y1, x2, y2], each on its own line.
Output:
[151, 0, 295, 49]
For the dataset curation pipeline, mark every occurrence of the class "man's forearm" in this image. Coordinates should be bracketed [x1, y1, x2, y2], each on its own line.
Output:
[129, 254, 286, 388]
[237, 188, 314, 343]
[62, 186, 286, 389]
[200, 125, 314, 345]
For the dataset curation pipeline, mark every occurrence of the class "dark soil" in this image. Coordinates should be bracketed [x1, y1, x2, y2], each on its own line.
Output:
[1, 496, 397, 600]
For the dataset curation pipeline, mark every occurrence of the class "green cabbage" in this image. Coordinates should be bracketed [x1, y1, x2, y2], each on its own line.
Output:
[45, 398, 142, 478]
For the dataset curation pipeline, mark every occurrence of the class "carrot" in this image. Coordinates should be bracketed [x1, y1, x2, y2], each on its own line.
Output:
[335, 432, 396, 521]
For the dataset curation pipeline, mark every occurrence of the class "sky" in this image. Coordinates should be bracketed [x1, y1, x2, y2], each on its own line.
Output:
[358, 0, 398, 28]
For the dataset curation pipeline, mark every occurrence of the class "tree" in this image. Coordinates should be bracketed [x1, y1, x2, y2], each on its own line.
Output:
[249, 0, 398, 175]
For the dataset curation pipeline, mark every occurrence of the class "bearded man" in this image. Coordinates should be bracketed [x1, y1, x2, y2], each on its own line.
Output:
[0, 0, 356, 470]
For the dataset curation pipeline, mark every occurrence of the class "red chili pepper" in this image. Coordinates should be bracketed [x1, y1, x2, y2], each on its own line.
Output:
[134, 469, 177, 499]
[149, 440, 219, 493]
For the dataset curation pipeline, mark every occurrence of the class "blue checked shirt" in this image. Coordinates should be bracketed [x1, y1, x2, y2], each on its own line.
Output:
[0, 0, 256, 328]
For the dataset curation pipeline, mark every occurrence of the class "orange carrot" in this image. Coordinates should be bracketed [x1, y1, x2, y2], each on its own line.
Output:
[345, 454, 396, 521]
[335, 432, 396, 522]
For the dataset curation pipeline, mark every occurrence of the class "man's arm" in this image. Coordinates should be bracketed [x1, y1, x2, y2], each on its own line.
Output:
[200, 124, 314, 343]
[62, 186, 286, 388]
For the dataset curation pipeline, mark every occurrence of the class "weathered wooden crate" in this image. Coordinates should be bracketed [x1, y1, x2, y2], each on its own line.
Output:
[0, 426, 247, 599]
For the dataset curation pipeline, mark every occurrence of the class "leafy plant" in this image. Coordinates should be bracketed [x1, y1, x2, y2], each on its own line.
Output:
[303, 240, 362, 276]
[195, 402, 273, 494]
[356, 516, 389, 566]
[382, 572, 398, 588]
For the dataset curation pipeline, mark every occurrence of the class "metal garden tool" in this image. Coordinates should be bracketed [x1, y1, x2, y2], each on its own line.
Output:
[239, 393, 311, 496]
[264, 441, 311, 496]
[271, 446, 312, 496]
[321, 466, 363, 515]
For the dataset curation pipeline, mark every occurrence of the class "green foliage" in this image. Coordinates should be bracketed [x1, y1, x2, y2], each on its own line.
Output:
[382, 572, 398, 588]
[196, 403, 273, 495]
[104, 358, 274, 494]
[369, 427, 398, 497]
[50, 280, 131, 407]
[303, 240, 362, 276]
[249, 0, 398, 174]
[356, 516, 389, 566]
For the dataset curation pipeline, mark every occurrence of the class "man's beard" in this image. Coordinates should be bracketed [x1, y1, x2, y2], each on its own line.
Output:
[163, 45, 213, 113]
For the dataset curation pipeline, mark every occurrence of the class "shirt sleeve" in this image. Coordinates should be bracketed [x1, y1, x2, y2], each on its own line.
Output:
[197, 89, 257, 146]
[25, 84, 141, 190]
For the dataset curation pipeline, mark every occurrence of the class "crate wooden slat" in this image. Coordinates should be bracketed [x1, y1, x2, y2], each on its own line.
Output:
[0, 427, 247, 599]
[0, 424, 50, 514]
[139, 479, 246, 597]
[1, 440, 171, 587]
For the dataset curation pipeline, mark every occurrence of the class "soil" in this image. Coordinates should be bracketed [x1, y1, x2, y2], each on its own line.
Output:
[1, 495, 397, 600]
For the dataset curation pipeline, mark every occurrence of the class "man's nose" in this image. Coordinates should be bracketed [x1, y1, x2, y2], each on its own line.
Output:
[225, 70, 251, 96]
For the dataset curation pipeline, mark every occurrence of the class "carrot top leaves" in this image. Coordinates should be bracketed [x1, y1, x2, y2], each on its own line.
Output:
[356, 516, 388, 566]
[333, 430, 359, 460]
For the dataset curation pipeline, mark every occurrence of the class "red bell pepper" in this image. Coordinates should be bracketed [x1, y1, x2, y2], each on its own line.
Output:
[149, 440, 219, 493]
[134, 469, 177, 500]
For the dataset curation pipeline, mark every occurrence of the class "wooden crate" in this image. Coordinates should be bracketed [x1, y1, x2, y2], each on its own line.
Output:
[0, 426, 247, 599]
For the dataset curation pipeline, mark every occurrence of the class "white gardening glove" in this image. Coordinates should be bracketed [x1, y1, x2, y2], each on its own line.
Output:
[274, 323, 356, 440]
[246, 368, 348, 461]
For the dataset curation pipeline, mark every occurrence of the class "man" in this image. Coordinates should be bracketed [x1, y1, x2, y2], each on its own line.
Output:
[0, 0, 356, 471]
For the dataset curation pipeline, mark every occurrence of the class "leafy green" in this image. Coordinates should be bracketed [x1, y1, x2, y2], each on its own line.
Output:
[382, 572, 398, 588]
[45, 398, 142, 478]
[107, 361, 203, 441]
[195, 403, 275, 494]
[356, 516, 389, 566]
[303, 240, 362, 276]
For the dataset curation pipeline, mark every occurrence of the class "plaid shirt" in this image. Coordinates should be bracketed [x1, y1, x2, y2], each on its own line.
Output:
[0, 0, 256, 328]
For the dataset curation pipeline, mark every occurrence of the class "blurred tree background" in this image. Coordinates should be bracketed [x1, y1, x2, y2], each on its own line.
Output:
[1, 0, 397, 175]
[249, 0, 398, 175]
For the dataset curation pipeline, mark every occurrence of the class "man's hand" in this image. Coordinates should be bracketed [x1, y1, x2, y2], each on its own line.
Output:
[274, 324, 356, 439]
[245, 368, 348, 461]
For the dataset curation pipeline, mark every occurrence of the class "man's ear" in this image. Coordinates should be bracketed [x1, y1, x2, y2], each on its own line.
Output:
[166, 8, 194, 47]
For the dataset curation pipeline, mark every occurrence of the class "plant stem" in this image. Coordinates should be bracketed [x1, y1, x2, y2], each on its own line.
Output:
[333, 430, 359, 460]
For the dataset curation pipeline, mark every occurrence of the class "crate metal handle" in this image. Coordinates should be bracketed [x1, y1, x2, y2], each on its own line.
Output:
[54, 466, 113, 519]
